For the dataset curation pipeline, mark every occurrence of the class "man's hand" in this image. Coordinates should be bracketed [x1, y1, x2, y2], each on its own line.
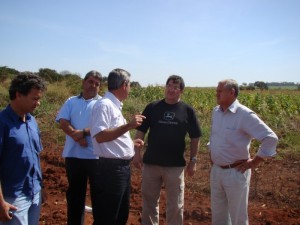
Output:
[186, 161, 196, 177]
[134, 138, 144, 150]
[133, 138, 144, 169]
[127, 114, 146, 129]
[70, 130, 88, 147]
[70, 130, 84, 142]
[78, 138, 88, 147]
[0, 201, 17, 222]
[236, 156, 264, 174]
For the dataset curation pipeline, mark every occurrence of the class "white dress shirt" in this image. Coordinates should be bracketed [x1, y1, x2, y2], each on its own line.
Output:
[90, 91, 134, 159]
[208, 99, 278, 166]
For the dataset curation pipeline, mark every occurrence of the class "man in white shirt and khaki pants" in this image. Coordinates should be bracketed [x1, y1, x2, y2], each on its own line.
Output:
[208, 79, 278, 225]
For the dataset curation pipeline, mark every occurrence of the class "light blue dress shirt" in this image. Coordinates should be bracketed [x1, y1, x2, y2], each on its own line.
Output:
[208, 99, 278, 166]
[56, 95, 100, 159]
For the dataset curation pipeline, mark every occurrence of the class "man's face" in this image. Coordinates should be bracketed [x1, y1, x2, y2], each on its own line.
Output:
[82, 76, 101, 99]
[216, 83, 235, 109]
[119, 80, 131, 101]
[17, 88, 43, 114]
[124, 80, 131, 98]
[164, 80, 182, 103]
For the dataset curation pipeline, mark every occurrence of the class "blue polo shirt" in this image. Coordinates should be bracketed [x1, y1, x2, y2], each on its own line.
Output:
[0, 105, 43, 198]
[56, 95, 100, 159]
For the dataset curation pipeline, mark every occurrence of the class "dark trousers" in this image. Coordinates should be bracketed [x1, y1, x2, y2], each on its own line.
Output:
[92, 157, 131, 225]
[65, 157, 98, 225]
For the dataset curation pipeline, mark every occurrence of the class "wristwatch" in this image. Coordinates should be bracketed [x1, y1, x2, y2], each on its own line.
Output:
[190, 156, 197, 163]
[83, 128, 88, 137]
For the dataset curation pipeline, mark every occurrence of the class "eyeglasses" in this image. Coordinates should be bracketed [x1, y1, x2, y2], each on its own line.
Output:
[166, 84, 181, 91]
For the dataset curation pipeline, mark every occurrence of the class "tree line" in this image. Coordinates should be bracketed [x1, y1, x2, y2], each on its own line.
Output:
[1, 66, 298, 90]
[0, 66, 142, 88]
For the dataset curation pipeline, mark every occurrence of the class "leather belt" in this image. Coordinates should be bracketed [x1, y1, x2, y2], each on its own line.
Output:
[99, 157, 132, 166]
[220, 161, 246, 169]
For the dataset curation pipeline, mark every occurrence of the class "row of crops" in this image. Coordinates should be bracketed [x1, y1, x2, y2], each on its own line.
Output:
[126, 86, 300, 126]
[1, 81, 299, 156]
[125, 86, 300, 155]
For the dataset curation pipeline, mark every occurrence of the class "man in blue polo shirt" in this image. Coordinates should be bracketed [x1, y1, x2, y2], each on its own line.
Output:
[0, 73, 46, 225]
[56, 70, 102, 225]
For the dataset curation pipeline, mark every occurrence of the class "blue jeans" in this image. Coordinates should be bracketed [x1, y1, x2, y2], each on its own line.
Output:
[65, 157, 99, 225]
[92, 157, 131, 225]
[0, 192, 41, 225]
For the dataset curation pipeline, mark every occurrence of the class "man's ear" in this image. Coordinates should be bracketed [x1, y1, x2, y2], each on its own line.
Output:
[121, 81, 128, 89]
[15, 91, 22, 99]
[230, 88, 236, 96]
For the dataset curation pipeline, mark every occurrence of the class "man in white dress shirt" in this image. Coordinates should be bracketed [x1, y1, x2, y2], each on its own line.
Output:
[208, 79, 278, 225]
[90, 68, 145, 225]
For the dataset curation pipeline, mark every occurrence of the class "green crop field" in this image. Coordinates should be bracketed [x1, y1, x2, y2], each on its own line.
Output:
[1, 76, 300, 223]
[124, 86, 300, 157]
[1, 79, 300, 158]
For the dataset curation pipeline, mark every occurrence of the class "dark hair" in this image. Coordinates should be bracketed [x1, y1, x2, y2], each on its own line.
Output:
[166, 75, 185, 90]
[9, 72, 46, 100]
[221, 79, 239, 97]
[107, 68, 131, 91]
[84, 70, 102, 81]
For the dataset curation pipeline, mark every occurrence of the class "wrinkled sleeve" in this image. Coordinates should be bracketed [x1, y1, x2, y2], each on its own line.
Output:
[242, 111, 278, 158]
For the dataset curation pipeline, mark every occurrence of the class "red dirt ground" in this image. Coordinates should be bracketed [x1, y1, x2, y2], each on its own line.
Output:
[39, 145, 300, 225]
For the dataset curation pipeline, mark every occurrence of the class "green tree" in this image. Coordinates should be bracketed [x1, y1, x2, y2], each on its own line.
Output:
[254, 81, 268, 90]
[0, 66, 19, 82]
[131, 81, 141, 88]
[39, 68, 62, 83]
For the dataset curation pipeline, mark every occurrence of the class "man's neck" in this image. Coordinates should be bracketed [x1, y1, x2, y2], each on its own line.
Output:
[10, 102, 26, 122]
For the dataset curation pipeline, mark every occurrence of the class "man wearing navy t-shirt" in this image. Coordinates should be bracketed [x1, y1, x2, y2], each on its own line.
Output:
[133, 75, 202, 225]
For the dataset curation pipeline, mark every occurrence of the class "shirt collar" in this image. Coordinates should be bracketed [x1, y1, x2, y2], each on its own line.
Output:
[227, 99, 239, 113]
[217, 99, 239, 114]
[78, 93, 101, 101]
[104, 91, 123, 110]
[7, 105, 31, 122]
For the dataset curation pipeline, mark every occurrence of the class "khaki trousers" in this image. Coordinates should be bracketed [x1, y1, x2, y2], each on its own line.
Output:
[141, 164, 185, 225]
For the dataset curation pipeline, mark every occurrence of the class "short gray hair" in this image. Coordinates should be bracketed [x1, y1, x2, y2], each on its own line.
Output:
[219, 79, 239, 97]
[107, 68, 131, 91]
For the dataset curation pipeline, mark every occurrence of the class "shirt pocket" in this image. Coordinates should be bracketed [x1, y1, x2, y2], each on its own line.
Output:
[222, 127, 241, 144]
[28, 127, 42, 153]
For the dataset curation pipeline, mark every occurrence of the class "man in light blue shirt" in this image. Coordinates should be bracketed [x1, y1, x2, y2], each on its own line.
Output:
[208, 79, 278, 225]
[56, 70, 102, 225]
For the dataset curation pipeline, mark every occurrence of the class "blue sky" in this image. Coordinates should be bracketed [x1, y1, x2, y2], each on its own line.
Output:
[1, 0, 299, 87]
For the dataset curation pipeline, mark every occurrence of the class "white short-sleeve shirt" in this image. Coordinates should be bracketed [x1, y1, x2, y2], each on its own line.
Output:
[90, 92, 134, 159]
